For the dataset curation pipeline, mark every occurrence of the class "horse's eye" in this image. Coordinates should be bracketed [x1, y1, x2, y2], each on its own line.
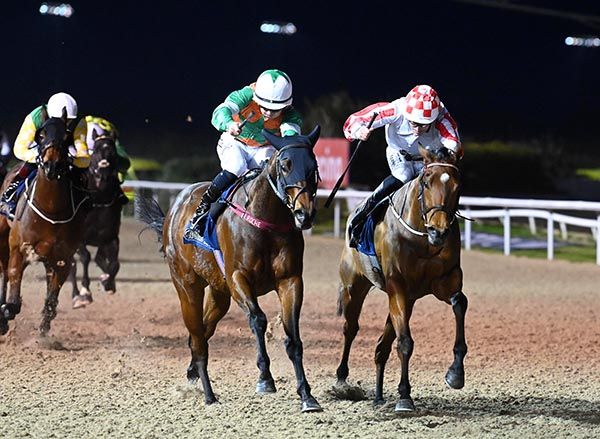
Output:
[280, 158, 292, 173]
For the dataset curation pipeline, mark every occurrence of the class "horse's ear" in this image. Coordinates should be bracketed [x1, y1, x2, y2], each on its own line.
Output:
[262, 129, 284, 150]
[418, 143, 433, 163]
[91, 128, 99, 141]
[307, 125, 321, 148]
[61, 107, 68, 123]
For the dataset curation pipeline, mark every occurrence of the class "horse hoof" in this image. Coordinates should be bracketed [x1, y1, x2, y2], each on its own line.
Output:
[205, 396, 219, 405]
[301, 397, 322, 413]
[373, 397, 386, 407]
[394, 398, 415, 413]
[105, 289, 116, 295]
[445, 368, 465, 389]
[72, 295, 92, 309]
[256, 379, 277, 394]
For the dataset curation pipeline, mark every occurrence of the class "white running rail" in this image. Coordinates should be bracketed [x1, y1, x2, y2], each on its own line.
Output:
[124, 180, 600, 265]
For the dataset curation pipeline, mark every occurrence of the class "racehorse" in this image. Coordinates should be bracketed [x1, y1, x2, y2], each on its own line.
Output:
[68, 130, 124, 308]
[137, 126, 323, 412]
[0, 115, 89, 335]
[334, 145, 468, 412]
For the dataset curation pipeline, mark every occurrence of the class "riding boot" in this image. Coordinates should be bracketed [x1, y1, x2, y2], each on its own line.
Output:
[348, 174, 404, 248]
[117, 187, 129, 205]
[0, 162, 36, 219]
[184, 170, 237, 242]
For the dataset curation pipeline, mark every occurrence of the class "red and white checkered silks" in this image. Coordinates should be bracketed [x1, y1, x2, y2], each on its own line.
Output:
[402, 85, 440, 124]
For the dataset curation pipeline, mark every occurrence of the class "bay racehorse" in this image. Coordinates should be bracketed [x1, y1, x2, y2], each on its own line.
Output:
[335, 145, 468, 412]
[68, 130, 125, 308]
[0, 115, 90, 335]
[137, 126, 323, 412]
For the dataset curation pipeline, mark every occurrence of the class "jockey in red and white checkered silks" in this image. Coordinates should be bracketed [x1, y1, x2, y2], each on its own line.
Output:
[343, 85, 462, 247]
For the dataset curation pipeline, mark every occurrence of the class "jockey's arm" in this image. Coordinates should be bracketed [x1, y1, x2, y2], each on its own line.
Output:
[280, 107, 302, 136]
[72, 118, 91, 168]
[342, 101, 401, 141]
[211, 86, 254, 132]
[13, 113, 38, 163]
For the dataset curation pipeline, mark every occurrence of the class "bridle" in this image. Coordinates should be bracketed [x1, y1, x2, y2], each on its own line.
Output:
[266, 144, 320, 212]
[419, 162, 460, 228]
[390, 162, 460, 237]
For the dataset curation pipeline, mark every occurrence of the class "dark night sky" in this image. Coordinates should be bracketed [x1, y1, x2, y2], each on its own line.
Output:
[2, 0, 600, 155]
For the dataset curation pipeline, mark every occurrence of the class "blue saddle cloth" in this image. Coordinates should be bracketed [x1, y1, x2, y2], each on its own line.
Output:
[0, 169, 38, 219]
[356, 215, 377, 256]
[182, 184, 237, 251]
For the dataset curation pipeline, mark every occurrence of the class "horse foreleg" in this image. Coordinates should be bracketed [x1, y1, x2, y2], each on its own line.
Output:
[374, 315, 396, 405]
[335, 277, 370, 386]
[96, 238, 120, 294]
[445, 291, 468, 389]
[388, 282, 415, 412]
[1, 249, 27, 329]
[79, 246, 92, 296]
[277, 276, 322, 412]
[231, 271, 275, 394]
[39, 262, 71, 336]
[174, 279, 217, 405]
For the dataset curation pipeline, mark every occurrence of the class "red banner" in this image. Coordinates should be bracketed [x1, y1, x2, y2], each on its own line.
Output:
[314, 137, 350, 189]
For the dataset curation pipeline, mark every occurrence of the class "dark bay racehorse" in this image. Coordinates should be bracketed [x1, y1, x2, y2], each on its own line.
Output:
[137, 127, 323, 412]
[0, 116, 89, 335]
[335, 145, 468, 412]
[69, 130, 124, 308]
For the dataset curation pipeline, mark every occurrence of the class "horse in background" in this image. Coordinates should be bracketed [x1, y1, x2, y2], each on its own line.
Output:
[68, 130, 125, 309]
[137, 126, 323, 412]
[334, 145, 468, 412]
[0, 115, 90, 335]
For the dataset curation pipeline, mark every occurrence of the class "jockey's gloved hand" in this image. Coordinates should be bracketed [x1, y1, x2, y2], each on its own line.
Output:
[227, 121, 242, 136]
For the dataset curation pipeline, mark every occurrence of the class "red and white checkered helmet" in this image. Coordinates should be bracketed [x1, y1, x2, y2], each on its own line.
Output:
[402, 85, 440, 124]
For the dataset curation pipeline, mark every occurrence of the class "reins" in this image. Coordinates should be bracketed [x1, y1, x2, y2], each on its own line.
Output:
[24, 176, 89, 225]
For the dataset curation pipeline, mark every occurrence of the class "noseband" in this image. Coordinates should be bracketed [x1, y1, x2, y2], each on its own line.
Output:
[267, 144, 319, 212]
[418, 162, 460, 228]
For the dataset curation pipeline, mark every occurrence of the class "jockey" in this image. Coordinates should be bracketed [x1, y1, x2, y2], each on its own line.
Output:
[343, 84, 462, 248]
[0, 92, 90, 218]
[184, 69, 302, 242]
[84, 115, 131, 204]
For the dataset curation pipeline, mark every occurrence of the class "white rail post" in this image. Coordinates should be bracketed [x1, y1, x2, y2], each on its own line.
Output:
[547, 214, 554, 260]
[334, 199, 341, 239]
[528, 216, 537, 235]
[503, 209, 511, 256]
[596, 215, 600, 266]
[464, 207, 472, 250]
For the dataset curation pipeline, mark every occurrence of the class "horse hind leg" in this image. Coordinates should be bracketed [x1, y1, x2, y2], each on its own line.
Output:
[79, 246, 92, 297]
[175, 279, 217, 405]
[445, 291, 468, 390]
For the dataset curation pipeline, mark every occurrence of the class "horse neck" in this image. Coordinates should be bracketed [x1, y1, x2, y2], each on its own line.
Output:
[32, 171, 72, 213]
[242, 167, 290, 222]
[88, 171, 119, 201]
[396, 177, 424, 227]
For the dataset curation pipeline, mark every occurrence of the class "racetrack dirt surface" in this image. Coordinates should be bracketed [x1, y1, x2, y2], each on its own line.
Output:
[1, 218, 599, 438]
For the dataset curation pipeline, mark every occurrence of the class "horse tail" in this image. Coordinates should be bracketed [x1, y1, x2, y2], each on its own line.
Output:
[135, 194, 165, 252]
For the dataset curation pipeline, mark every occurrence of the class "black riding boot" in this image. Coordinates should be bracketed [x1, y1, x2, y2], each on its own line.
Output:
[184, 170, 237, 241]
[348, 174, 404, 248]
[0, 162, 36, 219]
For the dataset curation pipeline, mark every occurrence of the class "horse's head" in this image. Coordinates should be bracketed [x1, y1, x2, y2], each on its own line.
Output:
[89, 129, 118, 187]
[33, 115, 70, 180]
[263, 126, 321, 230]
[418, 144, 461, 246]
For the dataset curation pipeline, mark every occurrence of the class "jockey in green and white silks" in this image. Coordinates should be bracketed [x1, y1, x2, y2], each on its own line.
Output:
[184, 69, 303, 243]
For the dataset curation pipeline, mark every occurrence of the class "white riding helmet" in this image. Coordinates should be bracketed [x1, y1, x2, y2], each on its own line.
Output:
[253, 69, 293, 110]
[47, 92, 78, 119]
[402, 85, 440, 124]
